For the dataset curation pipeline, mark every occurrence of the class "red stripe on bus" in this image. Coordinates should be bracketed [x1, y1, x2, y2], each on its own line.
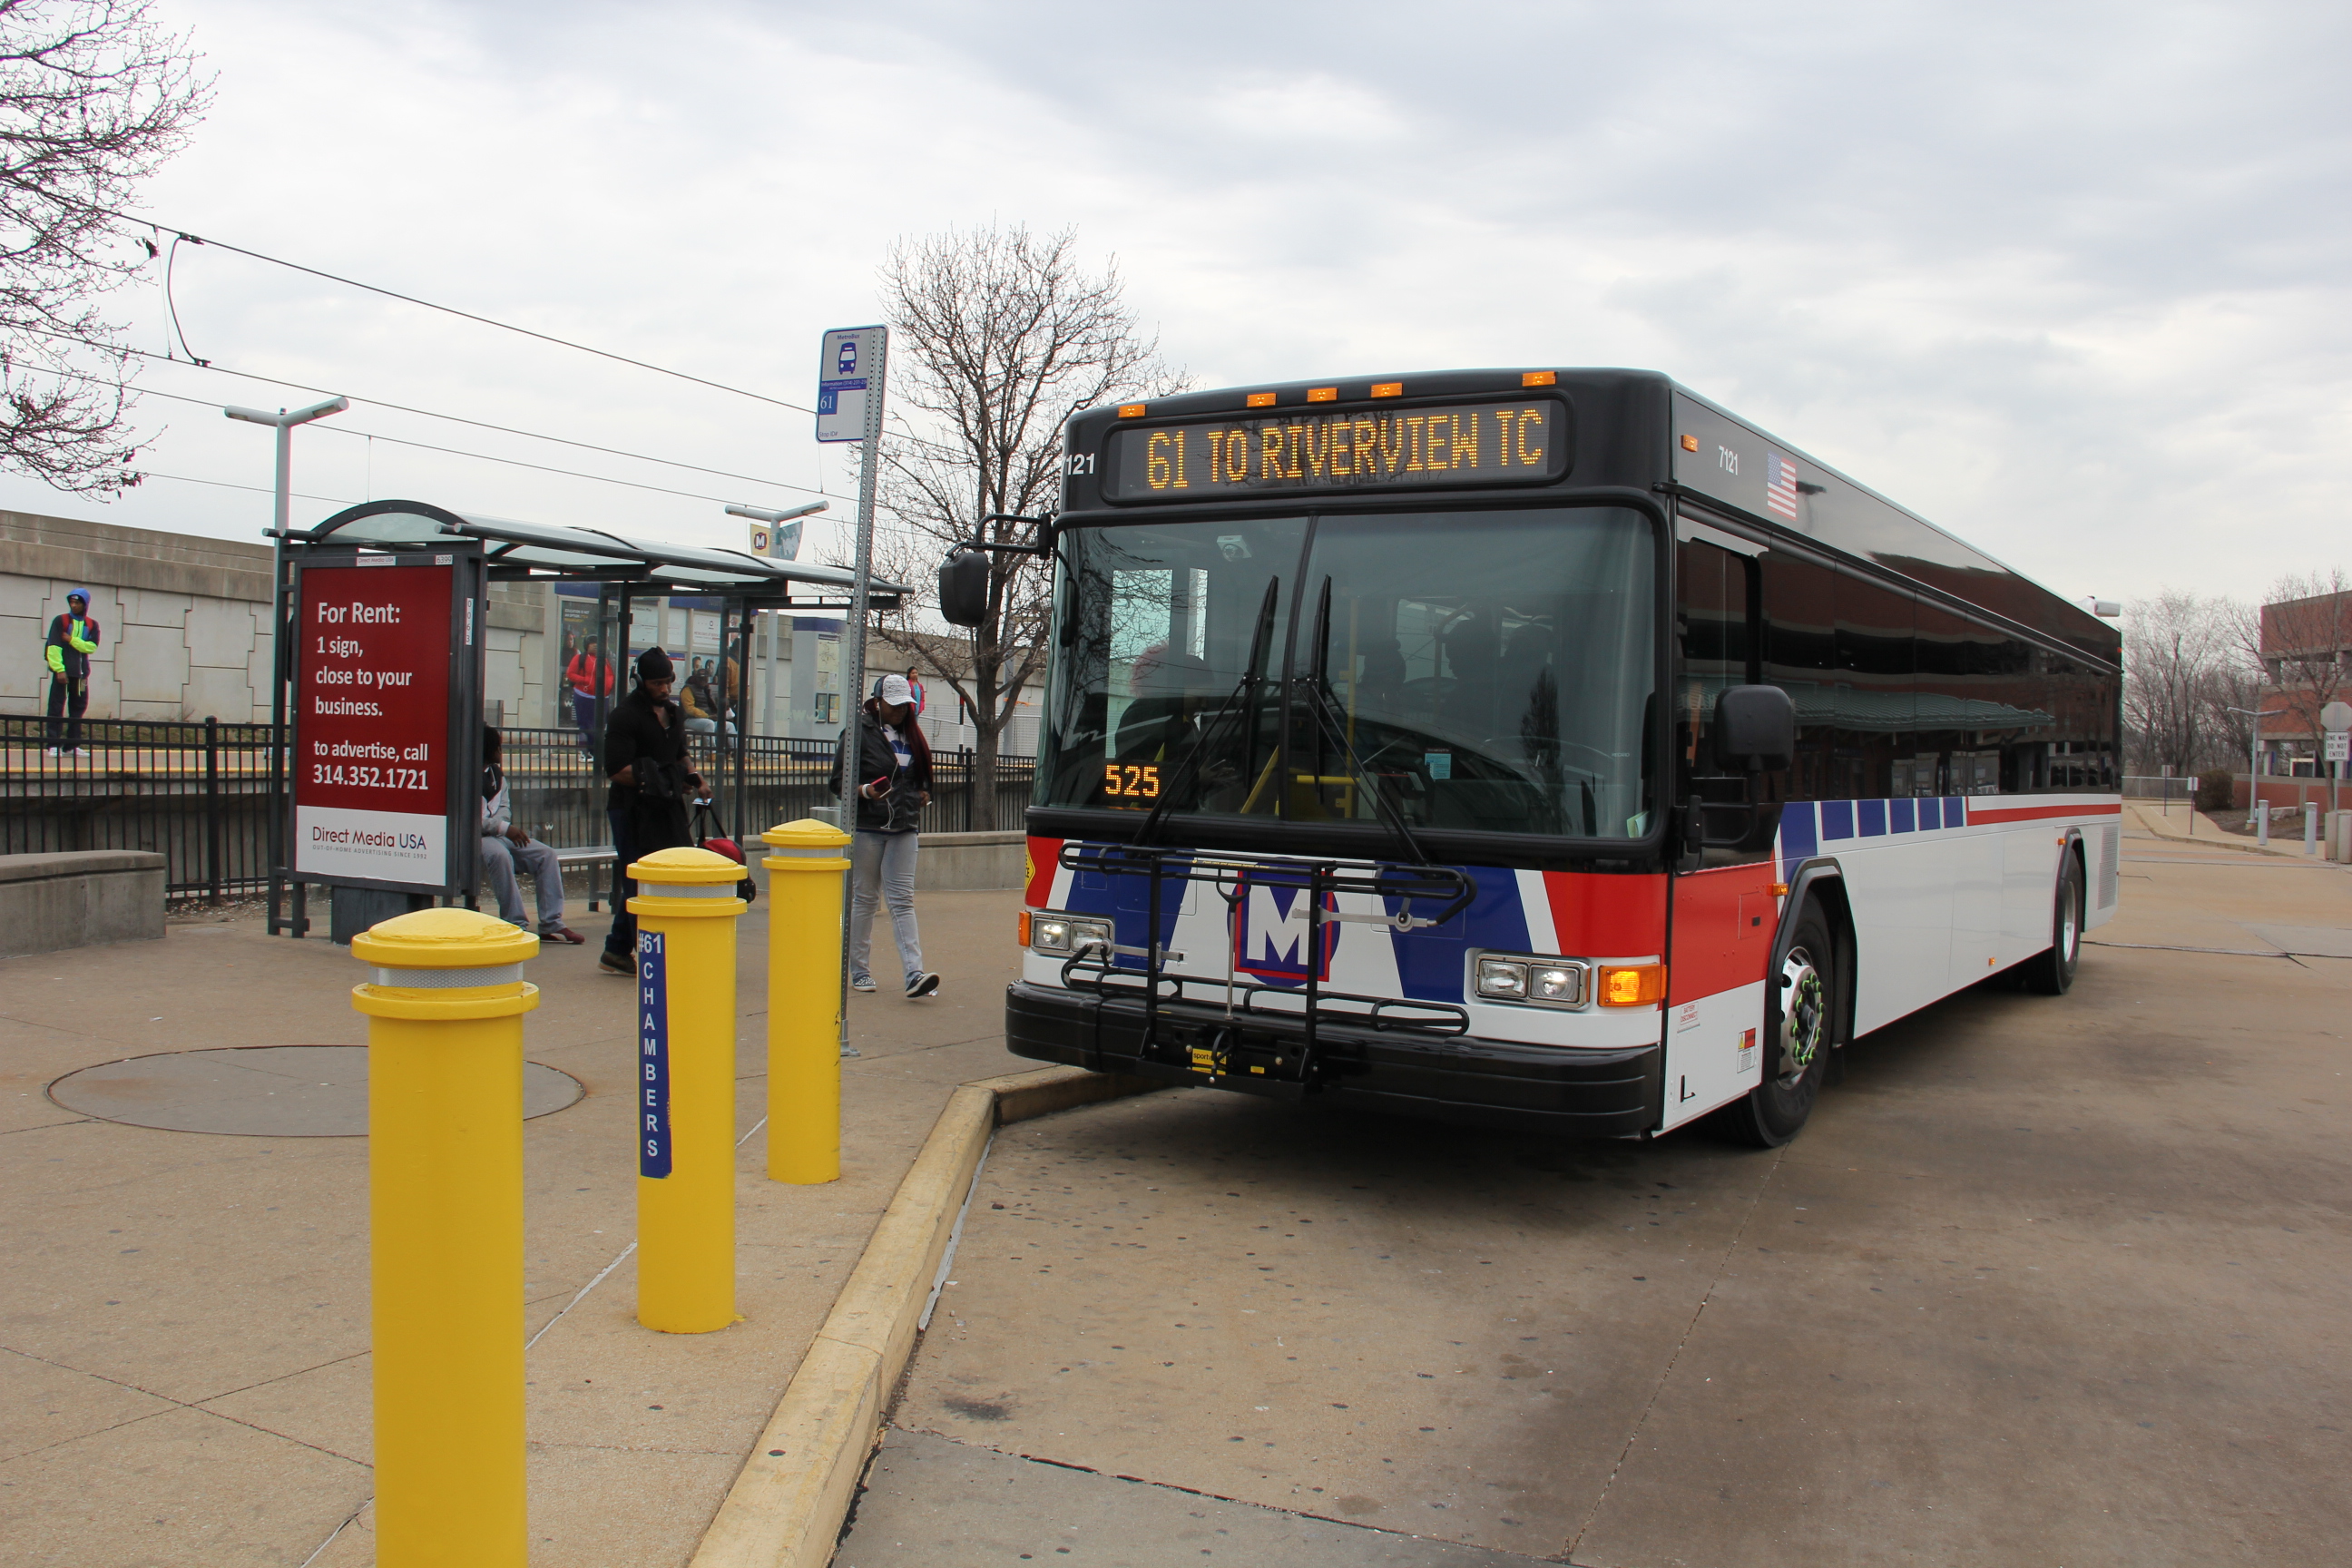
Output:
[1542, 870, 1667, 956]
[1962, 801, 2124, 825]
[1024, 836, 1063, 906]
[1667, 863, 1777, 1003]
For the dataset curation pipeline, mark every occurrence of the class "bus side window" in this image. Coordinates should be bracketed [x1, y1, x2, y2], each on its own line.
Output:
[1835, 570, 1916, 800]
[1759, 544, 1836, 802]
[1674, 538, 1757, 787]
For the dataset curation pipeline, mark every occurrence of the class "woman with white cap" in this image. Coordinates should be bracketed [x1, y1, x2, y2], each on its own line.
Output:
[832, 671, 940, 998]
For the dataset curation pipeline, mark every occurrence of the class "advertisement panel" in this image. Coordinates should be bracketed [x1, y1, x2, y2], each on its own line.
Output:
[292, 557, 467, 888]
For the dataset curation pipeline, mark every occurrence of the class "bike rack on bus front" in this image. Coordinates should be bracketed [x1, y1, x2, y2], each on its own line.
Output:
[1051, 843, 1475, 1090]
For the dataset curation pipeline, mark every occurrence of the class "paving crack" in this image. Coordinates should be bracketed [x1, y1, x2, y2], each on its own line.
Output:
[1563, 1145, 1783, 1563]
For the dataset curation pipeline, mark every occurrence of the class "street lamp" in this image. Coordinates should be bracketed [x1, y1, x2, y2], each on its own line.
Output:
[2227, 705, 2289, 838]
[224, 397, 350, 538]
[725, 500, 827, 561]
[227, 395, 347, 944]
[724, 502, 829, 740]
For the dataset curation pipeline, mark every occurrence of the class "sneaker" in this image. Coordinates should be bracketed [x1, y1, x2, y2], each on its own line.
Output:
[44, 746, 59, 757]
[906, 972, 941, 999]
[540, 925, 585, 946]
[850, 974, 877, 993]
[597, 949, 632, 975]
[839, 1044, 862, 1059]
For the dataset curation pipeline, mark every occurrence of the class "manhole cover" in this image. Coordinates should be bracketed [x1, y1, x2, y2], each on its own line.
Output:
[49, 1045, 585, 1137]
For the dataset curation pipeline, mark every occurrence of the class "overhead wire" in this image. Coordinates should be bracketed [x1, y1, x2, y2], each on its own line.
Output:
[99, 205, 817, 415]
[29, 344, 834, 503]
[142, 470, 354, 505]
[108, 377, 782, 505]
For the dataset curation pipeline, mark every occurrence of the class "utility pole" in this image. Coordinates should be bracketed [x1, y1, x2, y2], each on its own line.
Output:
[816, 327, 887, 1053]
[230, 397, 348, 938]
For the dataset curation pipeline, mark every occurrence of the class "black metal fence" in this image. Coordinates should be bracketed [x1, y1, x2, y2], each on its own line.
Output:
[2, 716, 1039, 903]
[0, 716, 276, 902]
[497, 728, 1036, 842]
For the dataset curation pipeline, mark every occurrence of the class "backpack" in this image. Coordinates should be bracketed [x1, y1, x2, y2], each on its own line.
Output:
[691, 798, 758, 905]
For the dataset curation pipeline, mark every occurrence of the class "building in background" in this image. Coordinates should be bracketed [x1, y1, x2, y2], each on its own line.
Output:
[860, 631, 1045, 754]
[2257, 585, 2352, 777]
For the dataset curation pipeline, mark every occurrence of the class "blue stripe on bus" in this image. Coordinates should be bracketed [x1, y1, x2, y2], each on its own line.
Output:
[1858, 799, 1886, 837]
[1820, 800, 1854, 840]
[1390, 865, 1526, 1004]
[1890, 798, 1916, 833]
[1780, 801, 1818, 881]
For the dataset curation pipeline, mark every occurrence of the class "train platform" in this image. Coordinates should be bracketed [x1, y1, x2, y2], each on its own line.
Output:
[0, 882, 1028, 1567]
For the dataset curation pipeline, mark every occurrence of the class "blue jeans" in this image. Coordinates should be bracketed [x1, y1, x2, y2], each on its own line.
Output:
[483, 833, 565, 931]
[573, 691, 601, 752]
[849, 830, 923, 985]
[603, 807, 638, 958]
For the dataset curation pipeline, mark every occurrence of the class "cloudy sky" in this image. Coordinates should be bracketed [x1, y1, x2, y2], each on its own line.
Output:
[4, 0, 2344, 606]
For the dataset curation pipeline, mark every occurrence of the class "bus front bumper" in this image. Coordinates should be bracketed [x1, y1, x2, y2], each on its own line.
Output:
[1005, 981, 1662, 1138]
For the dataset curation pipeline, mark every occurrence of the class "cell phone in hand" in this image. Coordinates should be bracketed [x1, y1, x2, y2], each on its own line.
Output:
[868, 775, 893, 797]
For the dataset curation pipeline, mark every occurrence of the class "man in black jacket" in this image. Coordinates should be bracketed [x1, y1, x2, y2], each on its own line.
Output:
[599, 648, 701, 975]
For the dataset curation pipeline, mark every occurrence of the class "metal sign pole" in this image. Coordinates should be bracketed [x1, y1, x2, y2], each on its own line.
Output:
[831, 328, 887, 1052]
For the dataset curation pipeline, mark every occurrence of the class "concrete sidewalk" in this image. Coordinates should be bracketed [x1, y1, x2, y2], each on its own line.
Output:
[0, 879, 1027, 1567]
[2122, 799, 2331, 860]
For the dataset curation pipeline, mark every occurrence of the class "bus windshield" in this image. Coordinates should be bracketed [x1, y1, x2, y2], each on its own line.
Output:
[1037, 506, 1656, 840]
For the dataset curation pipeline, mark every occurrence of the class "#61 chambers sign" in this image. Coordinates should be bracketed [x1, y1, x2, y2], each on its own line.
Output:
[293, 559, 462, 888]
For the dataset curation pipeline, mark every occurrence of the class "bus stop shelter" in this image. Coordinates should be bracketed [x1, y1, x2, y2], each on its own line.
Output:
[266, 498, 906, 937]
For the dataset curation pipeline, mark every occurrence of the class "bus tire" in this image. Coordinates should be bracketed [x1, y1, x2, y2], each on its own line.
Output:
[1713, 903, 1837, 1148]
[2019, 851, 2084, 996]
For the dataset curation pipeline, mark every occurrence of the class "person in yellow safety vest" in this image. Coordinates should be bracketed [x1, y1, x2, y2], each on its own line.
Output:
[44, 588, 100, 758]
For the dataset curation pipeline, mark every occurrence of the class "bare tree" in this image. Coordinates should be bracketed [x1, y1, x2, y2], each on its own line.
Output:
[0, 0, 210, 493]
[854, 223, 1183, 827]
[2122, 591, 2230, 776]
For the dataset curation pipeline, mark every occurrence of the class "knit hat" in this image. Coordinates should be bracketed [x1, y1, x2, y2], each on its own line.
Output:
[637, 647, 674, 682]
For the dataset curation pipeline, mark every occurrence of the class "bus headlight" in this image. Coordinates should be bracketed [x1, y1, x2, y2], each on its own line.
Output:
[1030, 912, 1112, 957]
[1532, 965, 1583, 1004]
[1473, 953, 1589, 1008]
[1475, 956, 1528, 998]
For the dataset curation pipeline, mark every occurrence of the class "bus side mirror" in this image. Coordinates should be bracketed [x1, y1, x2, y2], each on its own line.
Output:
[1713, 684, 1795, 774]
[938, 546, 989, 628]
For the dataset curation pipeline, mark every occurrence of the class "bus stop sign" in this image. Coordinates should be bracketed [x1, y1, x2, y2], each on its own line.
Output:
[817, 326, 886, 443]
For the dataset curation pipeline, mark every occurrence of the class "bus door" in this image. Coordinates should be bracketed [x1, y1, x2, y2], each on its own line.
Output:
[1661, 524, 1779, 1128]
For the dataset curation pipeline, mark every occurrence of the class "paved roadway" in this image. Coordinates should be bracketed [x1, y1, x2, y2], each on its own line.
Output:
[839, 826, 2352, 1566]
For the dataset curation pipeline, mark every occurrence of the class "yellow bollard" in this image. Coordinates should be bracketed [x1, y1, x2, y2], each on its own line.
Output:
[760, 817, 852, 1184]
[349, 907, 541, 1568]
[627, 845, 750, 1333]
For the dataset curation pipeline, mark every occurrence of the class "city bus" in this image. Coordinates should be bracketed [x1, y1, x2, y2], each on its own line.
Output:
[937, 368, 2122, 1145]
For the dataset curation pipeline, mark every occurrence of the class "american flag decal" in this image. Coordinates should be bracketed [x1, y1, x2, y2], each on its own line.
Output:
[1766, 452, 1800, 520]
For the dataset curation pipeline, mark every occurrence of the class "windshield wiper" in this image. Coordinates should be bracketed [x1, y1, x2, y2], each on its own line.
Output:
[1303, 574, 1436, 868]
[1130, 576, 1280, 848]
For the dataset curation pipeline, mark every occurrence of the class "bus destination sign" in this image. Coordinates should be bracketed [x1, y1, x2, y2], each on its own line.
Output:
[1100, 397, 1569, 503]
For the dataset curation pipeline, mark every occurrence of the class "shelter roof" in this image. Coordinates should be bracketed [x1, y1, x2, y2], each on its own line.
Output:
[291, 499, 906, 606]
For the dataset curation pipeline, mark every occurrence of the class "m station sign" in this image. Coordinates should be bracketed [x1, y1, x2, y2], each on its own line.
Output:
[290, 550, 485, 895]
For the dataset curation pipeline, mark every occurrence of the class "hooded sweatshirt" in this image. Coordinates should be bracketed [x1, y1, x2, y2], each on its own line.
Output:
[44, 598, 99, 680]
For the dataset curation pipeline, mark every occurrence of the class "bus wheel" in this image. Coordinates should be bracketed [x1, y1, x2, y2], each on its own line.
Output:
[2019, 852, 2084, 996]
[1715, 904, 1836, 1148]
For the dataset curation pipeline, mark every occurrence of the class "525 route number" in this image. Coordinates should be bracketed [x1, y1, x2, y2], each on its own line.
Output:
[1102, 762, 1161, 802]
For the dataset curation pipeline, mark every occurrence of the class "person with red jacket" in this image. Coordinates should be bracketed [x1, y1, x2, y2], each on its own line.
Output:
[565, 638, 615, 755]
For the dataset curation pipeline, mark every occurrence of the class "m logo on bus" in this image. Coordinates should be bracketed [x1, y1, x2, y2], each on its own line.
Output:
[1232, 874, 1338, 986]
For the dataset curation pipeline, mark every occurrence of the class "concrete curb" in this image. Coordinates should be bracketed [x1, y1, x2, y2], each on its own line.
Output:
[2123, 801, 2314, 861]
[687, 1063, 1160, 1568]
